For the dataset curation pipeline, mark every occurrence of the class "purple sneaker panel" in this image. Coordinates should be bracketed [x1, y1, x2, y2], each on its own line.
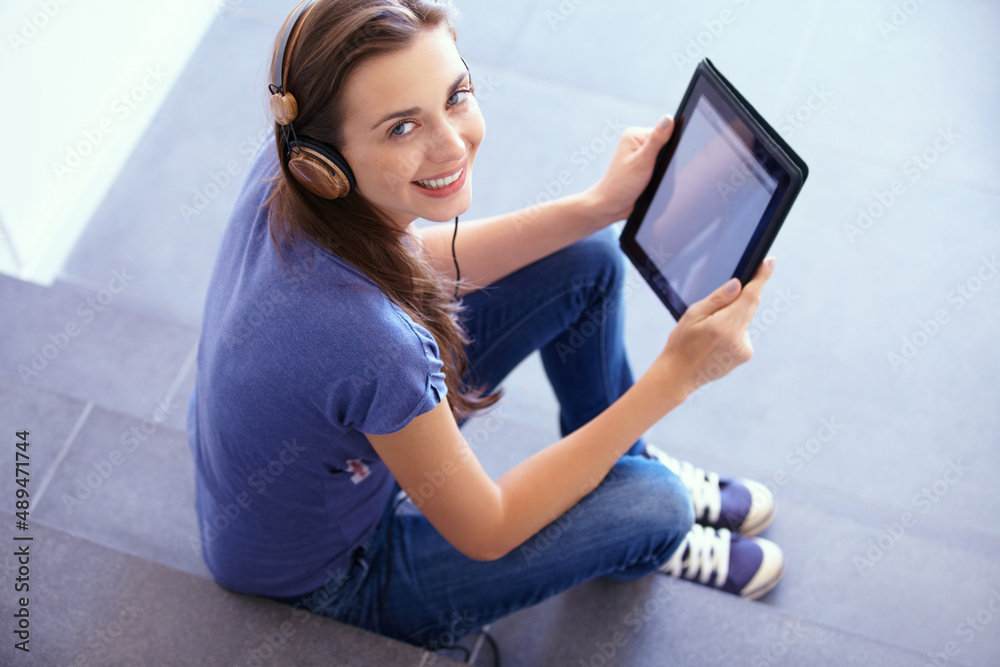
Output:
[720, 534, 764, 596]
[717, 477, 752, 530]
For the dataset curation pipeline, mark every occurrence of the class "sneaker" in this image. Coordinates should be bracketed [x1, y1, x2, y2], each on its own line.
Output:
[645, 444, 775, 537]
[659, 524, 785, 600]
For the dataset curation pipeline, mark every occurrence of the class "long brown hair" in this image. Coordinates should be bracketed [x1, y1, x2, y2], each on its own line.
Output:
[265, 0, 499, 421]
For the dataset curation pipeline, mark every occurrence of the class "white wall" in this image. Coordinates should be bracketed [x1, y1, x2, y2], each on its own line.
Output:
[0, 0, 220, 284]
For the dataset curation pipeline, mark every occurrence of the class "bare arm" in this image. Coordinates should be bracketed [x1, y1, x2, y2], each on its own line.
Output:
[413, 191, 605, 295]
[365, 258, 774, 560]
[412, 119, 676, 293]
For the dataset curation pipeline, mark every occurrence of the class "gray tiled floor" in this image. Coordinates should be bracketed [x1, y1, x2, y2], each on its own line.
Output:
[6, 0, 1000, 665]
[0, 276, 198, 431]
[31, 404, 209, 579]
[485, 575, 938, 667]
[0, 517, 459, 667]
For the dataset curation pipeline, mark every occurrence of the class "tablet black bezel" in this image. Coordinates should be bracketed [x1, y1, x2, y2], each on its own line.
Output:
[620, 58, 807, 320]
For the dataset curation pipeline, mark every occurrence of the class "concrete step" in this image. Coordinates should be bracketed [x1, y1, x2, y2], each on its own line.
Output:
[0, 271, 198, 434]
[0, 517, 461, 666]
[484, 574, 942, 667]
[3, 268, 997, 664]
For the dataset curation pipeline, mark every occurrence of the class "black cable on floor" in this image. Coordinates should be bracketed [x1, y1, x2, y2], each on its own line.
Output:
[479, 629, 500, 666]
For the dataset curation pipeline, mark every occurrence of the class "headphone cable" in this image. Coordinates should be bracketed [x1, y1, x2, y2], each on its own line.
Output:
[451, 215, 460, 300]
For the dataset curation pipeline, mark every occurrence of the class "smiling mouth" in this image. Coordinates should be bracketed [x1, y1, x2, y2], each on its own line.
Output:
[414, 167, 464, 190]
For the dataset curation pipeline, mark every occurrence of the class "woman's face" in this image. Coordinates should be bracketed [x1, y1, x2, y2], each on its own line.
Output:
[339, 25, 484, 228]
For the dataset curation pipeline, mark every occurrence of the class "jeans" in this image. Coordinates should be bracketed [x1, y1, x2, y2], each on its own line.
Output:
[281, 226, 695, 648]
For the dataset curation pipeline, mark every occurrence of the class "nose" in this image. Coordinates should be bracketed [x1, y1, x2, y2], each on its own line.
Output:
[424, 117, 466, 163]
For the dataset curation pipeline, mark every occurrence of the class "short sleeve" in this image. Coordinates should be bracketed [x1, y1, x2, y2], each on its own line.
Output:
[328, 300, 448, 435]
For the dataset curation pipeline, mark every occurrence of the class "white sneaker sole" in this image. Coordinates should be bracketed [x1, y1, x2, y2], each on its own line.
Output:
[735, 478, 776, 537]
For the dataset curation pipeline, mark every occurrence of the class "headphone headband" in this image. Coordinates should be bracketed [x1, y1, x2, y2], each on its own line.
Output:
[270, 0, 319, 125]
[272, 0, 315, 97]
[269, 1, 356, 199]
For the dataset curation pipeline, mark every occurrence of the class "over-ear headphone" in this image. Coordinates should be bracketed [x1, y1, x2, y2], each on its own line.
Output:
[268, 0, 475, 201]
[269, 0, 356, 199]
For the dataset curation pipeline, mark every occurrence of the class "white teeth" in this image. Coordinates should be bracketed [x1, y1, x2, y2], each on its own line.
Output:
[416, 168, 463, 190]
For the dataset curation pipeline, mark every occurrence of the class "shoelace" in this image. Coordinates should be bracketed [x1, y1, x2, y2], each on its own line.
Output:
[647, 444, 722, 524]
[661, 523, 731, 587]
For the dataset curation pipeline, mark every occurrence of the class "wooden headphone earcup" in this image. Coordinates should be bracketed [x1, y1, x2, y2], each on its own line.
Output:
[269, 92, 299, 126]
[288, 147, 351, 199]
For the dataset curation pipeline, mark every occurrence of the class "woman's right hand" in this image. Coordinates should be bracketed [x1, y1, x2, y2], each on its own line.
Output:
[654, 258, 776, 399]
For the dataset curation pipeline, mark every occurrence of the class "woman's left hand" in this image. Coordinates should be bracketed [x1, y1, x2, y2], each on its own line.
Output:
[585, 116, 675, 224]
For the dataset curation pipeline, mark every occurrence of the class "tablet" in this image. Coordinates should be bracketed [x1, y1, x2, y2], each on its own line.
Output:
[620, 58, 808, 320]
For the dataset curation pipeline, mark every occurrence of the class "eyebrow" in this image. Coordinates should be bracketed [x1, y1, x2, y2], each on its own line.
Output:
[369, 71, 470, 131]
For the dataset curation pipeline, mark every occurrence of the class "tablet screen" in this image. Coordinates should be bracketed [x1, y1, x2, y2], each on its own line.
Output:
[634, 94, 778, 307]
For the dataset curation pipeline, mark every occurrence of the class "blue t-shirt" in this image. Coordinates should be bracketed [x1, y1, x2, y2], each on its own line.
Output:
[187, 137, 447, 598]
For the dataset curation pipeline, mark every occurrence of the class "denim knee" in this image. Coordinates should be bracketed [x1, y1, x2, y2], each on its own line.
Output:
[629, 457, 693, 532]
[569, 226, 627, 297]
[648, 463, 696, 552]
[601, 457, 694, 576]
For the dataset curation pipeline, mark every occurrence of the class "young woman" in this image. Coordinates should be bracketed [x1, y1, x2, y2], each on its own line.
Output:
[187, 0, 784, 651]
